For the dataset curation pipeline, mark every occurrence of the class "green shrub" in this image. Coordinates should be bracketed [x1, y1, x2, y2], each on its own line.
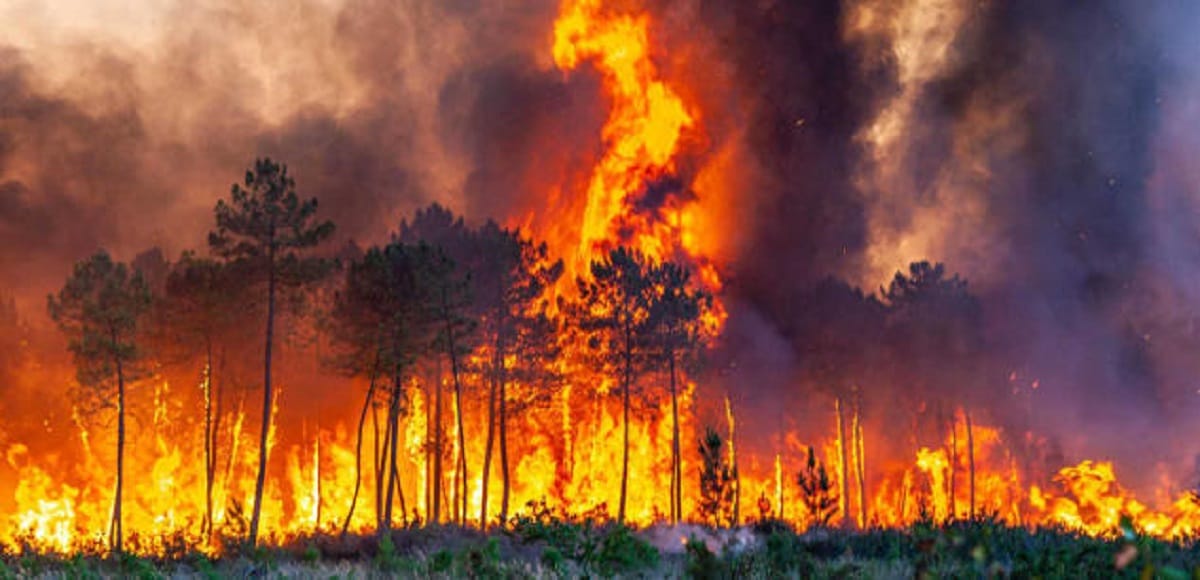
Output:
[592, 525, 659, 576]
[684, 536, 727, 580]
[429, 548, 454, 573]
[541, 545, 565, 572]
[375, 532, 400, 572]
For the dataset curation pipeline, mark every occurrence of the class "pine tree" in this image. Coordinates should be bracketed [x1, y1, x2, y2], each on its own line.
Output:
[48, 251, 152, 554]
[208, 158, 334, 545]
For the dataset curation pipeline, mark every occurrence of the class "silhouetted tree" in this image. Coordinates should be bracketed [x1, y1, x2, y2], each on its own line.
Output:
[797, 446, 838, 527]
[328, 241, 443, 533]
[48, 251, 152, 554]
[398, 205, 475, 524]
[208, 158, 334, 545]
[567, 247, 657, 524]
[789, 278, 885, 527]
[648, 262, 712, 524]
[697, 426, 736, 527]
[885, 261, 983, 518]
[162, 252, 243, 539]
[474, 221, 562, 527]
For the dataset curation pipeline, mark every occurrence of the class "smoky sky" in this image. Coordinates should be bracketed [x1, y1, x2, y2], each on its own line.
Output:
[3, 0, 1200, 483]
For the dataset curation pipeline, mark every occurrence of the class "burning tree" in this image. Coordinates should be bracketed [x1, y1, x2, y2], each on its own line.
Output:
[327, 240, 448, 532]
[697, 426, 736, 527]
[568, 247, 658, 524]
[798, 446, 838, 528]
[789, 278, 885, 528]
[884, 261, 984, 519]
[648, 262, 712, 525]
[398, 205, 476, 524]
[208, 158, 335, 545]
[160, 252, 244, 539]
[47, 251, 152, 554]
[473, 221, 562, 527]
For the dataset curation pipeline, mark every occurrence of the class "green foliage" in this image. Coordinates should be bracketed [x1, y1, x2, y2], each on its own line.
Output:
[684, 536, 727, 580]
[540, 545, 564, 572]
[208, 157, 336, 273]
[698, 427, 737, 527]
[764, 530, 815, 576]
[375, 532, 400, 573]
[429, 548, 454, 573]
[509, 502, 657, 577]
[593, 524, 659, 576]
[47, 251, 153, 397]
[118, 552, 161, 580]
[302, 542, 320, 564]
[460, 537, 503, 578]
[797, 446, 839, 527]
[62, 553, 101, 580]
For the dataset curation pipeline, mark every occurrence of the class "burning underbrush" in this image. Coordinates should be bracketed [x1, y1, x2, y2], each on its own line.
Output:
[1, 0, 1199, 570]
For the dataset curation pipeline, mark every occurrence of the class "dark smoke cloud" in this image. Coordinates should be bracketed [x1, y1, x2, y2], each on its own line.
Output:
[4, 0, 1200, 491]
[666, 0, 1200, 490]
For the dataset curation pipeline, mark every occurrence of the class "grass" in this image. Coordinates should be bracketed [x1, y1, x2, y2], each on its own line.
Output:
[4, 516, 1200, 578]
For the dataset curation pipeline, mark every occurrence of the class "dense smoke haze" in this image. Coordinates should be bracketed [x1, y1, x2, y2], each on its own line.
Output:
[3, 0, 1200, 529]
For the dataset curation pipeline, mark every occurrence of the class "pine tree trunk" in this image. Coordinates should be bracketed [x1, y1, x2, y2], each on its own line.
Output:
[949, 411, 958, 520]
[726, 395, 739, 526]
[113, 348, 126, 555]
[249, 242, 276, 547]
[343, 357, 379, 535]
[499, 373, 511, 523]
[383, 368, 403, 532]
[211, 347, 225, 537]
[619, 323, 632, 525]
[835, 397, 851, 527]
[853, 403, 866, 527]
[203, 339, 215, 539]
[443, 298, 468, 525]
[480, 372, 497, 529]
[373, 394, 383, 530]
[966, 409, 976, 520]
[433, 365, 443, 523]
[669, 351, 681, 524]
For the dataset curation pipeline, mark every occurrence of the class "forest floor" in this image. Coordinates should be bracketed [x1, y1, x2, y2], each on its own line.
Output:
[4, 516, 1197, 578]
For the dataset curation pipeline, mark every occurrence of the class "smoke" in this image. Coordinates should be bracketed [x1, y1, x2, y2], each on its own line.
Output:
[4, 0, 1200, 494]
[0, 0, 586, 311]
[659, 0, 1200, 492]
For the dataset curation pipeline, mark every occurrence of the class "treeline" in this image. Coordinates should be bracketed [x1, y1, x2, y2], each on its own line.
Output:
[45, 157, 1027, 553]
[46, 158, 715, 552]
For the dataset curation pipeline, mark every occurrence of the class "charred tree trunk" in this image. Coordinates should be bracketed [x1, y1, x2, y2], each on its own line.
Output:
[112, 339, 126, 555]
[835, 396, 851, 528]
[966, 409, 976, 520]
[202, 338, 215, 539]
[383, 368, 403, 532]
[618, 321, 633, 525]
[499, 370, 511, 523]
[669, 350, 681, 524]
[480, 371, 497, 529]
[433, 365, 443, 523]
[373, 394, 384, 529]
[343, 353, 380, 535]
[727, 395, 740, 526]
[442, 294, 469, 525]
[853, 402, 867, 527]
[249, 237, 276, 547]
[949, 410, 958, 520]
[209, 346, 225, 538]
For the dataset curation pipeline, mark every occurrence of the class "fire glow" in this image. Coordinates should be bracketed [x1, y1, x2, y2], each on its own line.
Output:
[1, 0, 1199, 558]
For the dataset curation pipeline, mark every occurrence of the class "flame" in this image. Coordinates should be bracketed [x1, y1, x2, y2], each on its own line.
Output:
[6, 0, 1200, 559]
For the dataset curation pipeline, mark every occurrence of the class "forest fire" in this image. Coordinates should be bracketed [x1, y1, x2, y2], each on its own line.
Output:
[0, 0, 1199, 566]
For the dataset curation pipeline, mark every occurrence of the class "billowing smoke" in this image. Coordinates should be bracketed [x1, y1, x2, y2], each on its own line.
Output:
[3, 0, 1200, 497]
